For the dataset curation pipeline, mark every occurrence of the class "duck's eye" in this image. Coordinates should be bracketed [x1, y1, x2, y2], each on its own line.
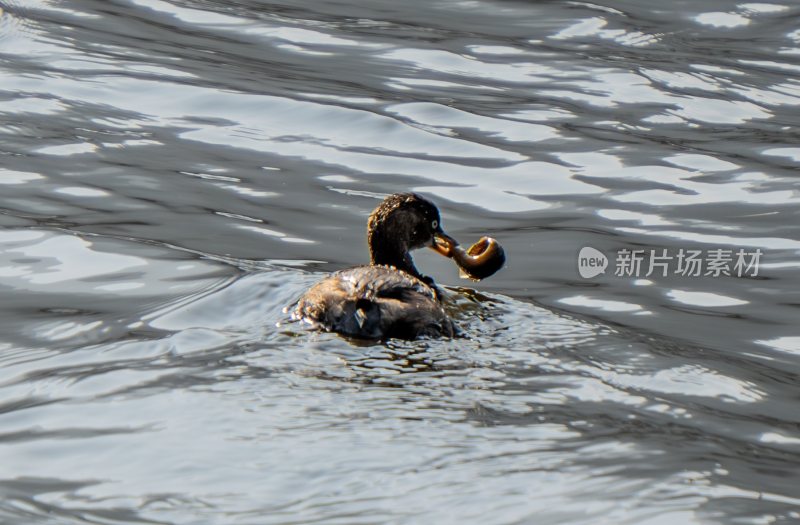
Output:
[431, 219, 439, 230]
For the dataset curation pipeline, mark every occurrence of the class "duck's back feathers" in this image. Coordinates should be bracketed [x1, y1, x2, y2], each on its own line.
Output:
[293, 265, 454, 340]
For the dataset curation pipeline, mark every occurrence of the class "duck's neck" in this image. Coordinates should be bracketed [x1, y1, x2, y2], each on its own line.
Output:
[369, 233, 421, 279]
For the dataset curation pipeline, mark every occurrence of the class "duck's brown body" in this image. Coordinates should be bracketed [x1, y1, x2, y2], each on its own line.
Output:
[294, 265, 454, 339]
[292, 193, 458, 340]
[291, 193, 506, 340]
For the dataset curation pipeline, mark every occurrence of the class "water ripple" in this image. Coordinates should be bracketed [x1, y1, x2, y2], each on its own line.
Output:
[1, 0, 799, 523]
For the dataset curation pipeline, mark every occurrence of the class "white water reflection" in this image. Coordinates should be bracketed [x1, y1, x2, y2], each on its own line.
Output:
[595, 364, 762, 402]
[559, 295, 644, 313]
[665, 154, 738, 172]
[238, 224, 315, 244]
[0, 234, 145, 286]
[0, 96, 64, 115]
[0, 169, 43, 185]
[763, 147, 800, 162]
[667, 290, 748, 308]
[37, 143, 98, 156]
[618, 229, 800, 251]
[756, 337, 800, 355]
[387, 102, 560, 142]
[739, 3, 789, 13]
[695, 12, 751, 29]
[383, 48, 562, 84]
[0, 230, 225, 298]
[54, 187, 109, 197]
[597, 209, 674, 226]
[760, 432, 800, 445]
[558, 150, 797, 207]
[131, 0, 243, 26]
[551, 16, 659, 47]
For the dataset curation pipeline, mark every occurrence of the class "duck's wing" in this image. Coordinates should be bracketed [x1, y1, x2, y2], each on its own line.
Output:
[346, 265, 436, 300]
[292, 266, 452, 339]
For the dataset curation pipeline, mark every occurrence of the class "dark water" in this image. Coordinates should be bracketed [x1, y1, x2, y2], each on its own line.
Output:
[1, 0, 799, 523]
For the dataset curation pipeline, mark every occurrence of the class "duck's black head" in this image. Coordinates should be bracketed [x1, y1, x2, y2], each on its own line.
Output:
[367, 193, 456, 280]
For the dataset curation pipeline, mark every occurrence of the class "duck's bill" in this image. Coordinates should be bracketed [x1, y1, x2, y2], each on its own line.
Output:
[430, 231, 458, 257]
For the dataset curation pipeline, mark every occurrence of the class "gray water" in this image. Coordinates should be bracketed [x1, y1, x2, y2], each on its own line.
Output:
[1, 0, 799, 523]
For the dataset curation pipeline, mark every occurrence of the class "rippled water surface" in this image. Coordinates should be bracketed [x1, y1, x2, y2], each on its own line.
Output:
[1, 0, 800, 523]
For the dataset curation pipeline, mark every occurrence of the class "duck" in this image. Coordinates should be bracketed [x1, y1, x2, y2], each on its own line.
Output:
[292, 193, 459, 340]
[291, 192, 506, 340]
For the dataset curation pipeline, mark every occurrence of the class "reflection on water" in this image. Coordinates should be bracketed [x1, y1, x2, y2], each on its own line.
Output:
[1, 0, 799, 523]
